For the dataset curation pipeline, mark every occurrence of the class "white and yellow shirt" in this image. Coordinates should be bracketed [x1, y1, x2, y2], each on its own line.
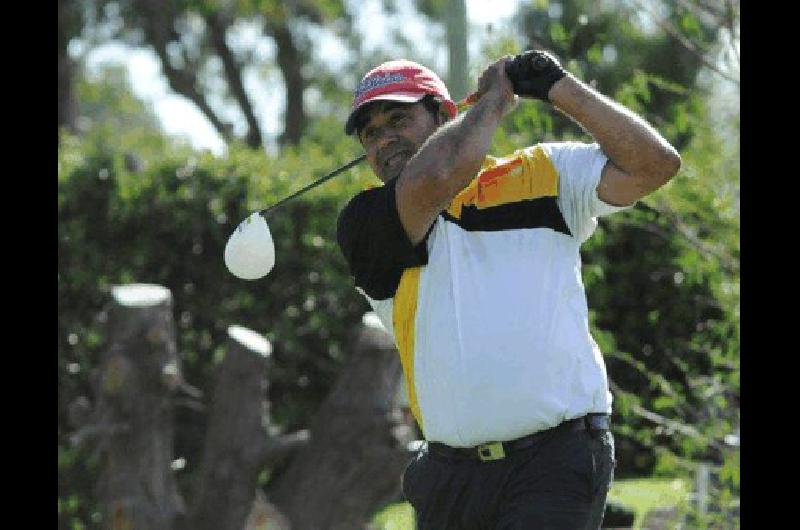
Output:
[337, 142, 631, 447]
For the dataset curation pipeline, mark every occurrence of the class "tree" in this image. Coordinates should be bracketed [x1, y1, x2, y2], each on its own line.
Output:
[65, 0, 356, 148]
[59, 0, 82, 139]
[409, 0, 469, 100]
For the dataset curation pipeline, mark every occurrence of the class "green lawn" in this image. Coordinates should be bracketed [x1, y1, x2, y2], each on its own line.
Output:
[371, 477, 691, 530]
[372, 502, 416, 530]
[608, 477, 691, 529]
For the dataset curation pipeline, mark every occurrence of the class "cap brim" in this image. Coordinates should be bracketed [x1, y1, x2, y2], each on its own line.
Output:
[344, 92, 427, 135]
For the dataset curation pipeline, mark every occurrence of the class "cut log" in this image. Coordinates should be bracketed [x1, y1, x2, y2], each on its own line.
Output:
[94, 284, 184, 530]
[186, 325, 299, 530]
[267, 319, 416, 530]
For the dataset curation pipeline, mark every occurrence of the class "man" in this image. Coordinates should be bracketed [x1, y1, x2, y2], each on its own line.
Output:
[336, 52, 680, 529]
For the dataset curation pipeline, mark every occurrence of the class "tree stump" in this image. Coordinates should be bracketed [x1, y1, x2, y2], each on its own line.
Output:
[93, 284, 184, 530]
[268, 318, 416, 530]
[186, 325, 305, 530]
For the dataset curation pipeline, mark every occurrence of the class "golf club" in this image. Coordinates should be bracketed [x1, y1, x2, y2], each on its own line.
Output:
[224, 50, 544, 279]
[256, 154, 367, 218]
[223, 154, 367, 280]
[223, 93, 484, 281]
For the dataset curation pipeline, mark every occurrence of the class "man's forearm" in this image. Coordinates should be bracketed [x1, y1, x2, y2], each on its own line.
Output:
[393, 58, 516, 245]
[549, 75, 681, 189]
[401, 93, 508, 209]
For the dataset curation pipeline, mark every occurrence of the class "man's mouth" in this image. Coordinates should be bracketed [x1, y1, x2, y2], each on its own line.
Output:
[381, 150, 410, 175]
[384, 151, 406, 168]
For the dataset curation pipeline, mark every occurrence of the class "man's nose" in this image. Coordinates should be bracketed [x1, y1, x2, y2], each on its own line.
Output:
[373, 126, 399, 149]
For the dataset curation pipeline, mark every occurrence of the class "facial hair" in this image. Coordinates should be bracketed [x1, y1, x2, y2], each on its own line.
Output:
[377, 139, 416, 181]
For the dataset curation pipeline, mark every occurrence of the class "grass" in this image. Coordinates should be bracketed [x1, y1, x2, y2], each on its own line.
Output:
[608, 477, 691, 529]
[371, 477, 691, 530]
[371, 502, 415, 530]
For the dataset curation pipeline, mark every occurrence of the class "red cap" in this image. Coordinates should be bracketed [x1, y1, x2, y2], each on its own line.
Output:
[345, 59, 457, 135]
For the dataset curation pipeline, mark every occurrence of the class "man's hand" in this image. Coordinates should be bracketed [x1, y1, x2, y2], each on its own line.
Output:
[505, 50, 566, 102]
[473, 57, 517, 118]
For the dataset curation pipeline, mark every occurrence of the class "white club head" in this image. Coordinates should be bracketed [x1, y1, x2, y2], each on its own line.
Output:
[224, 212, 276, 280]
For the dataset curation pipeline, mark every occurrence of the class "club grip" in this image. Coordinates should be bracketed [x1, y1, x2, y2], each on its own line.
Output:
[503, 50, 565, 100]
[505, 54, 551, 77]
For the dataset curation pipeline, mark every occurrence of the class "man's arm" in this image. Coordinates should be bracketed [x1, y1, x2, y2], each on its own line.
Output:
[548, 75, 682, 206]
[395, 59, 515, 245]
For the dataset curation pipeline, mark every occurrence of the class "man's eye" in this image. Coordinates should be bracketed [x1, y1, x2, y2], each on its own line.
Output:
[391, 114, 409, 126]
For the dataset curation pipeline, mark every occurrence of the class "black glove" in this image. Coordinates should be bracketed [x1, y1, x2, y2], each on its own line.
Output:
[505, 50, 566, 101]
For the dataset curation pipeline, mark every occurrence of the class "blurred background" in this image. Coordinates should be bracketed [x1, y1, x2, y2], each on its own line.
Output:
[58, 0, 739, 528]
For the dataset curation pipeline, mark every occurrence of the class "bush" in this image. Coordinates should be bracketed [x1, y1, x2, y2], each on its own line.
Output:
[58, 130, 378, 524]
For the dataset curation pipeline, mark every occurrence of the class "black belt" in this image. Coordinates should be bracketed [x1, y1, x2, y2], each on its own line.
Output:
[427, 414, 610, 462]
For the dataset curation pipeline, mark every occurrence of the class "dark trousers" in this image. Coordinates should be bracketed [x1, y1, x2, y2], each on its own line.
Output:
[401, 424, 615, 529]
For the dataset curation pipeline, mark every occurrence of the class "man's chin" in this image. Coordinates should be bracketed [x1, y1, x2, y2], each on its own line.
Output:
[384, 160, 408, 181]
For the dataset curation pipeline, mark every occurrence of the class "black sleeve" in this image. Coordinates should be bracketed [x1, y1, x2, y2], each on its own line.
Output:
[336, 178, 429, 300]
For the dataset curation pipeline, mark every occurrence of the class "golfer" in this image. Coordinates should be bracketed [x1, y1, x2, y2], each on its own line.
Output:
[336, 52, 680, 529]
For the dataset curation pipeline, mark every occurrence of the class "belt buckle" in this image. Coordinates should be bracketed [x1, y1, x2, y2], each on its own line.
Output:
[477, 441, 505, 462]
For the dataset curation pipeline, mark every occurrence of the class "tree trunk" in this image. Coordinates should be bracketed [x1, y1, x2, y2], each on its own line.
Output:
[186, 325, 307, 530]
[133, 0, 234, 143]
[58, 0, 79, 140]
[268, 320, 416, 530]
[445, 0, 469, 101]
[267, 22, 306, 146]
[93, 284, 184, 530]
[205, 11, 264, 149]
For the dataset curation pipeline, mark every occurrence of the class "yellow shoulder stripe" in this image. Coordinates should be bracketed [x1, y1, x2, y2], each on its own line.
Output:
[447, 145, 559, 219]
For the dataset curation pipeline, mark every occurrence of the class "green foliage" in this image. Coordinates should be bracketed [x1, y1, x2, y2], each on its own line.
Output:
[412, 0, 448, 19]
[61, 1, 739, 527]
[493, 5, 740, 505]
[237, 0, 348, 22]
[58, 131, 374, 415]
[58, 122, 377, 527]
[511, 0, 724, 151]
[66, 64, 170, 164]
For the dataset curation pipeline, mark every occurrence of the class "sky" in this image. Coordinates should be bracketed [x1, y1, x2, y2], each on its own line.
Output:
[81, 0, 523, 155]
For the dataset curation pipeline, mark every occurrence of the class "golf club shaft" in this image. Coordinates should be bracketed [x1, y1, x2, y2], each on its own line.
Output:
[259, 154, 367, 217]
[257, 93, 483, 218]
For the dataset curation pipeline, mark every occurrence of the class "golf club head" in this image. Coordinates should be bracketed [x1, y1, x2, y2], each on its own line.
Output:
[224, 212, 276, 280]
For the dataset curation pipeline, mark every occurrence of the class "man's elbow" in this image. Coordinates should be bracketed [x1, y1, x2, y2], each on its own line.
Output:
[663, 147, 682, 180]
[648, 146, 682, 189]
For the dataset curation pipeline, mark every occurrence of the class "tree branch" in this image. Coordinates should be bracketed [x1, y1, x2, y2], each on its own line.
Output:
[69, 422, 131, 448]
[724, 0, 740, 67]
[261, 429, 311, 466]
[132, 0, 233, 142]
[609, 379, 725, 452]
[672, 0, 726, 20]
[173, 397, 206, 413]
[265, 21, 307, 145]
[630, 0, 739, 85]
[58, 0, 80, 137]
[205, 10, 263, 148]
[627, 202, 739, 277]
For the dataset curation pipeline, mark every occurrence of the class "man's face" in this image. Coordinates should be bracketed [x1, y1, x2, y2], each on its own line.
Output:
[357, 101, 441, 183]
